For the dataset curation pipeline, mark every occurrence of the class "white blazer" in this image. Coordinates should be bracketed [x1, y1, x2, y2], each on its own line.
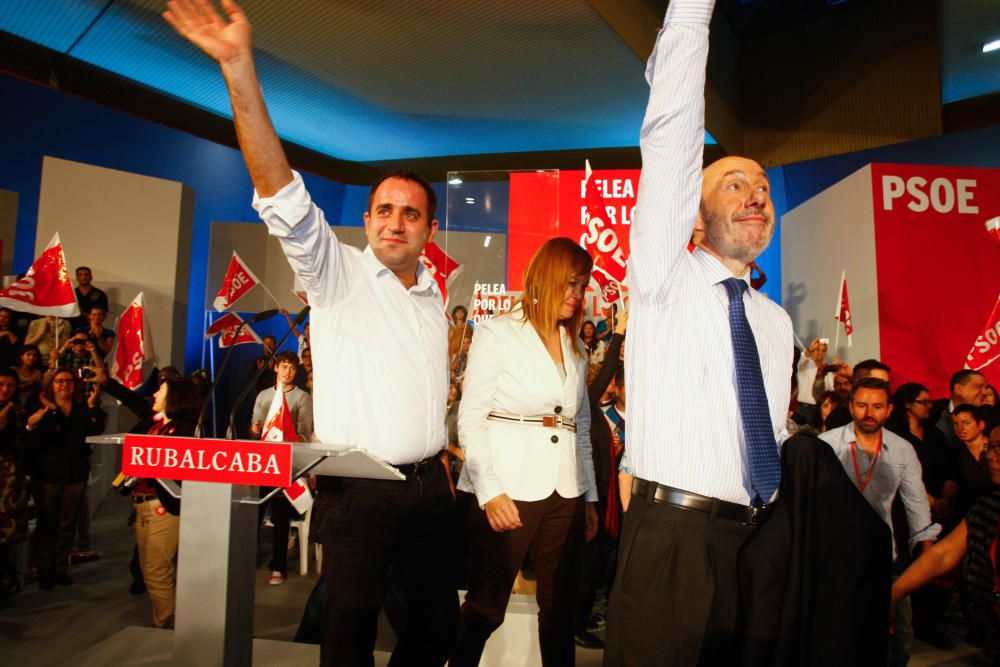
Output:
[457, 307, 598, 507]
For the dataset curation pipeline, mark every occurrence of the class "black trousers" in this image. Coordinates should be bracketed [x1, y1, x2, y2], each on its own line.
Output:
[260, 488, 297, 574]
[36, 481, 85, 583]
[604, 487, 754, 667]
[451, 491, 585, 667]
[318, 460, 458, 667]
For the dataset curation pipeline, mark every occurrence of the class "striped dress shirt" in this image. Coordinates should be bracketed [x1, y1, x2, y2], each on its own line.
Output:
[626, 0, 793, 505]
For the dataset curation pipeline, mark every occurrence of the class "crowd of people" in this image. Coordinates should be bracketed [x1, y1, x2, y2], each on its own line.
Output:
[3, 0, 998, 666]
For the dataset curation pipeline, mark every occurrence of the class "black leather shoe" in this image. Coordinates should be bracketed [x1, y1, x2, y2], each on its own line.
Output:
[574, 630, 604, 649]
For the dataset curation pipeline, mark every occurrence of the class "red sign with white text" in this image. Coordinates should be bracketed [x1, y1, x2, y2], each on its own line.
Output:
[122, 435, 292, 486]
[871, 163, 1000, 394]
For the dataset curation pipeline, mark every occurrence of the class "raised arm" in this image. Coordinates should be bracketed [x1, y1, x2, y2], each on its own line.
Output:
[163, 0, 292, 196]
[629, 0, 716, 303]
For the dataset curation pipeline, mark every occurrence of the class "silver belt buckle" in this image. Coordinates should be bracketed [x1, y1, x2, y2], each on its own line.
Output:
[746, 504, 764, 526]
[542, 415, 560, 428]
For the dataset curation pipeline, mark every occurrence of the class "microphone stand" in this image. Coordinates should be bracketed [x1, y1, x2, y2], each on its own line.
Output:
[225, 305, 310, 439]
[194, 317, 252, 438]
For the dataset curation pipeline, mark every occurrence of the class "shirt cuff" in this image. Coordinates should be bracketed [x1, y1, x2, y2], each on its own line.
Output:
[252, 171, 312, 230]
[665, 0, 715, 25]
[909, 522, 942, 547]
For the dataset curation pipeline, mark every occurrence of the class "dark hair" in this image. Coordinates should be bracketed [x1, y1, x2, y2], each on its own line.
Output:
[950, 369, 985, 394]
[368, 170, 438, 222]
[162, 378, 201, 422]
[451, 305, 468, 320]
[43, 367, 82, 403]
[890, 382, 928, 415]
[953, 403, 986, 424]
[75, 266, 91, 274]
[0, 368, 18, 382]
[812, 390, 843, 429]
[263, 335, 277, 343]
[851, 377, 892, 402]
[88, 305, 106, 315]
[614, 366, 625, 388]
[17, 344, 41, 369]
[853, 359, 891, 379]
[274, 351, 300, 367]
[158, 366, 182, 383]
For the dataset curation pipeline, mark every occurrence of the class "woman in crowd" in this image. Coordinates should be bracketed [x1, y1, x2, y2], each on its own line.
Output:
[12, 345, 41, 410]
[579, 320, 602, 362]
[892, 420, 1000, 641]
[887, 383, 959, 523]
[25, 367, 105, 589]
[452, 237, 599, 667]
[953, 404, 994, 520]
[809, 390, 842, 434]
[448, 305, 472, 359]
[97, 364, 200, 628]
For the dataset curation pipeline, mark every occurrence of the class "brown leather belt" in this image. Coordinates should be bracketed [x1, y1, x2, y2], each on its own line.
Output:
[632, 478, 772, 527]
[392, 455, 439, 477]
[486, 411, 577, 433]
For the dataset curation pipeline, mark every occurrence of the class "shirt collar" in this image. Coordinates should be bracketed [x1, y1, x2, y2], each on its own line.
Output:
[362, 245, 438, 296]
[840, 422, 892, 450]
[692, 247, 753, 291]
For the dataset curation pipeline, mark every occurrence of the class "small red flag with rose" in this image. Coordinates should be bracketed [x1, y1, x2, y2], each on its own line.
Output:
[0, 233, 80, 317]
[213, 251, 260, 311]
[261, 390, 314, 514]
[111, 292, 154, 390]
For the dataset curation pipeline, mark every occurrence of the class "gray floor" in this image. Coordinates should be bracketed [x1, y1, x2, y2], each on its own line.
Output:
[0, 492, 986, 666]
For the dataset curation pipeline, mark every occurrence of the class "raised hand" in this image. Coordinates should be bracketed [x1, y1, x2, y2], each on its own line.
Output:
[163, 0, 252, 65]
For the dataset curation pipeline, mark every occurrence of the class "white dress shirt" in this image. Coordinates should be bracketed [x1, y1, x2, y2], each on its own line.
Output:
[457, 306, 597, 507]
[253, 173, 448, 465]
[796, 356, 819, 405]
[626, 0, 793, 505]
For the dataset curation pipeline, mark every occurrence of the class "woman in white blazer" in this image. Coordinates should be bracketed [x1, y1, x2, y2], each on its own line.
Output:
[451, 238, 599, 667]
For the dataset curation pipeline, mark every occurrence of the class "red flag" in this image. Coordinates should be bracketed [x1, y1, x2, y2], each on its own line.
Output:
[111, 293, 153, 390]
[834, 269, 854, 346]
[261, 390, 314, 512]
[207, 313, 261, 348]
[988, 216, 1000, 245]
[418, 241, 463, 306]
[581, 161, 628, 283]
[591, 268, 621, 305]
[965, 293, 1000, 372]
[0, 233, 79, 317]
[213, 252, 260, 311]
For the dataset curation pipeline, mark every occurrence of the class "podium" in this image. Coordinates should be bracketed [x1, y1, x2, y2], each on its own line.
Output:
[84, 434, 402, 667]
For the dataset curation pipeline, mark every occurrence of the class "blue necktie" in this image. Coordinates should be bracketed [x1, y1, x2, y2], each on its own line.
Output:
[721, 278, 781, 506]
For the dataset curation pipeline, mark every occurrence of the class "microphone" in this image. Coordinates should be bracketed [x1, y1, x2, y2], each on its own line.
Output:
[250, 308, 280, 322]
[225, 304, 310, 439]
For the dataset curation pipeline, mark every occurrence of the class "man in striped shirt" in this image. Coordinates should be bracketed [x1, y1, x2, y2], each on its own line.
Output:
[604, 0, 794, 665]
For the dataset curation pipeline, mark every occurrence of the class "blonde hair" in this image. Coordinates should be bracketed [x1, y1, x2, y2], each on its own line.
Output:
[517, 238, 592, 359]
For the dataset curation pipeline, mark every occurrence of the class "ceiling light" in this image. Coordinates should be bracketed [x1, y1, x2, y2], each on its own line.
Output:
[984, 39, 1000, 53]
[448, 177, 463, 185]
[483, 235, 492, 248]
[465, 198, 475, 204]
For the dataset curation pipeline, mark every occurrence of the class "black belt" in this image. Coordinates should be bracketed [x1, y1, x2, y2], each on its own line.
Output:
[392, 455, 439, 477]
[132, 494, 158, 504]
[632, 478, 772, 527]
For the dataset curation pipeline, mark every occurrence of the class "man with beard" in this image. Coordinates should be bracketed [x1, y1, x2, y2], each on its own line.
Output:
[603, 1, 793, 664]
[820, 377, 939, 665]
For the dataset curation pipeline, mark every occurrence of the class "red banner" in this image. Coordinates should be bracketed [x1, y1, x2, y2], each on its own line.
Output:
[580, 161, 629, 284]
[592, 268, 621, 305]
[871, 163, 1000, 393]
[965, 294, 1000, 372]
[122, 434, 292, 486]
[419, 241, 463, 306]
[111, 292, 151, 390]
[0, 233, 79, 317]
[206, 313, 262, 348]
[213, 252, 259, 311]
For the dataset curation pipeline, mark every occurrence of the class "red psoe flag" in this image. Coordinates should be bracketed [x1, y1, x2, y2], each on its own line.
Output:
[965, 293, 1000, 372]
[834, 269, 854, 347]
[207, 313, 261, 348]
[111, 292, 154, 390]
[260, 389, 314, 513]
[591, 267, 622, 305]
[0, 233, 80, 317]
[419, 241, 463, 307]
[987, 217, 1000, 245]
[213, 252, 260, 311]
[581, 161, 628, 284]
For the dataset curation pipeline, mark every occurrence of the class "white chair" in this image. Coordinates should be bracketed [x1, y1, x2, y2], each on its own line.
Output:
[265, 505, 315, 576]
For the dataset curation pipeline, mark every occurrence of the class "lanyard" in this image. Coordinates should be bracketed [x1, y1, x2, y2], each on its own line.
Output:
[849, 435, 882, 492]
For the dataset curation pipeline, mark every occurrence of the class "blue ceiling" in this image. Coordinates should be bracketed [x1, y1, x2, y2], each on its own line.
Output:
[0, 0, 715, 163]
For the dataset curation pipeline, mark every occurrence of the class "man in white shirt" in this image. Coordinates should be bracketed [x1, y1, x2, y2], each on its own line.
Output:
[604, 1, 793, 665]
[164, 2, 457, 665]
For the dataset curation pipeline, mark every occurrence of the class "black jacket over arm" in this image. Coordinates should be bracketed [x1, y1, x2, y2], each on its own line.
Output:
[737, 432, 892, 667]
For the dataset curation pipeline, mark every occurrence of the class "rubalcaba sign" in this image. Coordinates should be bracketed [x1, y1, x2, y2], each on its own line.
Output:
[122, 435, 292, 486]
